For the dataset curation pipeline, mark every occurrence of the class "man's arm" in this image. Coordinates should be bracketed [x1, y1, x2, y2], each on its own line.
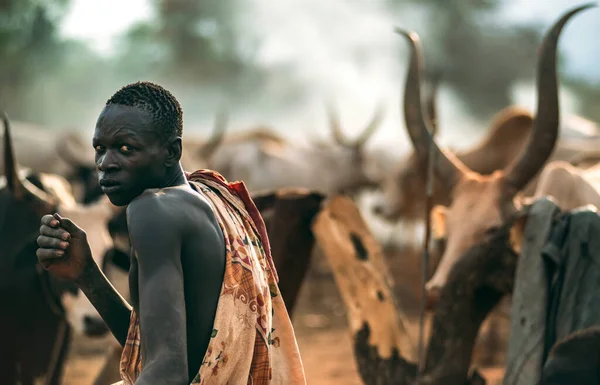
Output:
[37, 213, 132, 345]
[127, 193, 189, 385]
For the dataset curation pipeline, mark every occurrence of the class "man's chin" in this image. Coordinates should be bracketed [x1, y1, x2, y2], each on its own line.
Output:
[105, 193, 132, 207]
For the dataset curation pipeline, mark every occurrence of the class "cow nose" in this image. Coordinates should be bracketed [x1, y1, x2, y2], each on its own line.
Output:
[83, 315, 109, 337]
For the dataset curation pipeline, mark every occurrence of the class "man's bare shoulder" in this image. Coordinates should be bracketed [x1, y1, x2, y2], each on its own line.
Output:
[126, 185, 216, 236]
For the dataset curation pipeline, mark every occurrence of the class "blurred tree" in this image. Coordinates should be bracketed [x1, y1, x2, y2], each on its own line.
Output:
[389, 0, 542, 121]
[118, 0, 266, 97]
[0, 0, 70, 121]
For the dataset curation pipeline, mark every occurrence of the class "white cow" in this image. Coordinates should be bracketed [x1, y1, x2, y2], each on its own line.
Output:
[196, 104, 388, 196]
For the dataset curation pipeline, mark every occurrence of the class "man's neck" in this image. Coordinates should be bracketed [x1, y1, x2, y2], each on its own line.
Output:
[161, 164, 188, 189]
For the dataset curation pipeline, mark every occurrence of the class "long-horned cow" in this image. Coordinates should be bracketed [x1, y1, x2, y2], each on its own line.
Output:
[194, 105, 387, 196]
[0, 114, 122, 383]
[395, 3, 594, 307]
[374, 49, 600, 225]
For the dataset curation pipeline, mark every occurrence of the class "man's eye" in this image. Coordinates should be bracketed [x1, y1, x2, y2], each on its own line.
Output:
[120, 145, 134, 154]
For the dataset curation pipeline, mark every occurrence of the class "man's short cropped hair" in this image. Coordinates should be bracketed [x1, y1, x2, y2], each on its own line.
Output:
[106, 81, 183, 141]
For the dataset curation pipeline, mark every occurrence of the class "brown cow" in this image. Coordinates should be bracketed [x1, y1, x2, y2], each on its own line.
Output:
[394, 3, 594, 307]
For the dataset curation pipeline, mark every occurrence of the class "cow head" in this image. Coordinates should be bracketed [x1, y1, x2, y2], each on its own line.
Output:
[1, 113, 121, 337]
[373, 62, 538, 222]
[372, 71, 444, 221]
[56, 131, 104, 204]
[324, 101, 386, 194]
[394, 3, 594, 307]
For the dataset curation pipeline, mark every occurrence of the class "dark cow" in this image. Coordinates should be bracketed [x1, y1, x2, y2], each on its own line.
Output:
[0, 114, 77, 384]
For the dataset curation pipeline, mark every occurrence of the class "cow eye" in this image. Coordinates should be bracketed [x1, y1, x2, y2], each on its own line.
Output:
[484, 226, 500, 236]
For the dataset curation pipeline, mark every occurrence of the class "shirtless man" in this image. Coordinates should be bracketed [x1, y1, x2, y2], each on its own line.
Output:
[36, 82, 306, 384]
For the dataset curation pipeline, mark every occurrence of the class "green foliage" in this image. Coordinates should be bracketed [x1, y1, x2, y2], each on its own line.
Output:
[0, 0, 70, 121]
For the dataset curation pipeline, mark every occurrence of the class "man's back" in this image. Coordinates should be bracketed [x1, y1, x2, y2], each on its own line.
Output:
[126, 184, 226, 381]
[121, 170, 307, 384]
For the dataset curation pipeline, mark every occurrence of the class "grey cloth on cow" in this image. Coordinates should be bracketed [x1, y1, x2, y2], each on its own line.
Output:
[504, 198, 600, 385]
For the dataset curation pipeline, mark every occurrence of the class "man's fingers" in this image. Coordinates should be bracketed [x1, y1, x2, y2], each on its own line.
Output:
[37, 235, 70, 250]
[53, 213, 84, 235]
[39, 225, 70, 241]
[41, 214, 59, 228]
[36, 247, 65, 262]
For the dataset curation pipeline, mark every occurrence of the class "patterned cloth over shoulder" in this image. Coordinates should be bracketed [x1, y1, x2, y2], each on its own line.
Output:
[116, 170, 306, 385]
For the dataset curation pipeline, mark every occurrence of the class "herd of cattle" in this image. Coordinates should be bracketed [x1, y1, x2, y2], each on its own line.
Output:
[3, 3, 600, 384]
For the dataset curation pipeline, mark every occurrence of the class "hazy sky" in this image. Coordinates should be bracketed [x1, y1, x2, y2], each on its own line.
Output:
[57, 0, 600, 151]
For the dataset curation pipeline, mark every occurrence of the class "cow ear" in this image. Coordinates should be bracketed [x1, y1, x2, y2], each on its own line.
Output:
[430, 205, 447, 240]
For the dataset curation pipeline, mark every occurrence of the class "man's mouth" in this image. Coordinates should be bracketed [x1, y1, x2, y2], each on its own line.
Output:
[99, 179, 121, 193]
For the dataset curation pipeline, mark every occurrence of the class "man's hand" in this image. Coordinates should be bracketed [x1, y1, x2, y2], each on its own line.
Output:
[37, 213, 95, 283]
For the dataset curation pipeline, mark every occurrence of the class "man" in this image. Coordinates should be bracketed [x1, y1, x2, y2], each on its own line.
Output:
[36, 81, 306, 384]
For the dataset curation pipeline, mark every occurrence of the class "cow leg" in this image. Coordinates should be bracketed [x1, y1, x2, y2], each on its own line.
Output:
[46, 321, 72, 385]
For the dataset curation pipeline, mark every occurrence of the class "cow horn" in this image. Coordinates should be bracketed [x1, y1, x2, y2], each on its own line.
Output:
[395, 29, 467, 188]
[354, 102, 385, 147]
[3, 112, 24, 198]
[2, 113, 56, 209]
[325, 100, 352, 147]
[199, 108, 228, 161]
[501, 3, 596, 199]
[326, 100, 384, 148]
[426, 70, 442, 137]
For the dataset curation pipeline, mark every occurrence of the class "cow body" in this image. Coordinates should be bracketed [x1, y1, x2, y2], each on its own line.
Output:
[189, 107, 386, 197]
[533, 160, 600, 212]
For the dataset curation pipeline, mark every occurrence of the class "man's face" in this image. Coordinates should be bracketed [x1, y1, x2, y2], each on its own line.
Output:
[92, 104, 167, 206]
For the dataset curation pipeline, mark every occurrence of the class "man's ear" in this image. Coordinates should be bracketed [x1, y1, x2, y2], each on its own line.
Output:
[431, 205, 447, 240]
[165, 137, 183, 167]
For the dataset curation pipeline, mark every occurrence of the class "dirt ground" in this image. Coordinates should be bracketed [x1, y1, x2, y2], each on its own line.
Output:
[61, 246, 507, 385]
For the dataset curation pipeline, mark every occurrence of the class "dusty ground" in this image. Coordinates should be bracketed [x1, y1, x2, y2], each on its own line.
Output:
[62, 246, 507, 385]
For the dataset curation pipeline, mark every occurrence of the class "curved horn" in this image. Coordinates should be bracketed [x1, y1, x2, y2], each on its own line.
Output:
[3, 112, 24, 198]
[325, 100, 351, 147]
[501, 3, 596, 198]
[395, 29, 467, 189]
[426, 70, 442, 136]
[353, 102, 385, 147]
[199, 108, 228, 161]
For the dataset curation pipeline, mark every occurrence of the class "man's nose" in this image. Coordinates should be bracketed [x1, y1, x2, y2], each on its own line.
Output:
[98, 151, 120, 172]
